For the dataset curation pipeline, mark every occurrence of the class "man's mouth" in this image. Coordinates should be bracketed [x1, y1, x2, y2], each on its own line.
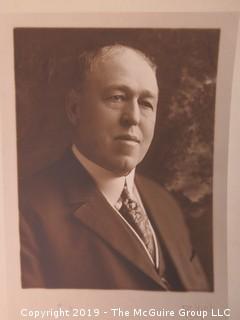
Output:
[115, 134, 140, 143]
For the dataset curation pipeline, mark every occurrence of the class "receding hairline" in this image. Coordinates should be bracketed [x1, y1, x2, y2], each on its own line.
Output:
[74, 44, 157, 90]
[88, 44, 157, 72]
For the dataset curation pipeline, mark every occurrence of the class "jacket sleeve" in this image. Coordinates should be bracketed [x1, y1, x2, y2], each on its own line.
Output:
[19, 203, 46, 288]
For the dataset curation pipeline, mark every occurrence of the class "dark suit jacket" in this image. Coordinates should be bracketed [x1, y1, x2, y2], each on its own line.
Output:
[19, 150, 209, 291]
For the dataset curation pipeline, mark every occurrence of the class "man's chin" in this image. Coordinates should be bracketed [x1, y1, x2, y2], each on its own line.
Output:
[105, 157, 139, 176]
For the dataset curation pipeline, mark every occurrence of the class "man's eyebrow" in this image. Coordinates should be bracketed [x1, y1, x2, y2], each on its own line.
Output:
[103, 85, 131, 92]
[140, 90, 158, 99]
[103, 85, 158, 98]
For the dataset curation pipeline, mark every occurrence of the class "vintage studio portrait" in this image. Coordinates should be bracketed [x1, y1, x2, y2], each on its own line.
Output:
[14, 28, 219, 291]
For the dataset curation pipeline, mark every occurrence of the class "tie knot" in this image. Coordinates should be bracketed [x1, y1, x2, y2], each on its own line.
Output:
[121, 182, 131, 199]
[120, 183, 138, 210]
[115, 181, 136, 211]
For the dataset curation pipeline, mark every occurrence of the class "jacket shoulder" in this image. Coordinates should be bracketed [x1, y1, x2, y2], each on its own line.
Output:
[19, 149, 93, 212]
[136, 174, 183, 217]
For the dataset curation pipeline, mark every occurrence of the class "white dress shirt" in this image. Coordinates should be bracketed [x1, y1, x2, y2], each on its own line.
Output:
[72, 144, 159, 268]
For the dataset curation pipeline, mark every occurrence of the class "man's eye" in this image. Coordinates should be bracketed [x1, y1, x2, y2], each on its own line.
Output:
[140, 100, 154, 110]
[108, 95, 125, 102]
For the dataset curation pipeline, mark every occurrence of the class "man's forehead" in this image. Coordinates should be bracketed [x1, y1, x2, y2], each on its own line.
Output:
[91, 45, 156, 73]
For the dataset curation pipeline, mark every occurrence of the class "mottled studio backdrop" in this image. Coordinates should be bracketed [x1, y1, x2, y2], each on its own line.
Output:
[14, 28, 220, 289]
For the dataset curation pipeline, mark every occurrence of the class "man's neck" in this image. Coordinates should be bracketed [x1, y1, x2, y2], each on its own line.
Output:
[72, 144, 135, 206]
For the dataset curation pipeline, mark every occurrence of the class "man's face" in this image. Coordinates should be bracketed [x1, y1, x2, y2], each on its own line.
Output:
[71, 48, 159, 175]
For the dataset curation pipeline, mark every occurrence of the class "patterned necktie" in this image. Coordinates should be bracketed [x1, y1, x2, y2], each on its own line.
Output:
[116, 182, 155, 263]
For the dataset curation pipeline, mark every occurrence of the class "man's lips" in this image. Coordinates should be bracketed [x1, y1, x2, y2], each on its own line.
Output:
[115, 134, 140, 143]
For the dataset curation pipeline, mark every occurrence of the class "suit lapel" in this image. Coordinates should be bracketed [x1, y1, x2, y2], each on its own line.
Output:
[73, 190, 167, 287]
[135, 175, 201, 290]
[61, 151, 166, 288]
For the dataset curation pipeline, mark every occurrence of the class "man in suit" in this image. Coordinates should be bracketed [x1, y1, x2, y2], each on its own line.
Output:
[19, 44, 209, 291]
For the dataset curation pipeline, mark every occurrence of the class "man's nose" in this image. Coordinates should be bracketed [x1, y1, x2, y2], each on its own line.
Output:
[120, 99, 140, 127]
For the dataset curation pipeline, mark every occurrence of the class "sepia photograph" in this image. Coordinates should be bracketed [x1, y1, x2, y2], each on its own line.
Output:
[15, 28, 218, 291]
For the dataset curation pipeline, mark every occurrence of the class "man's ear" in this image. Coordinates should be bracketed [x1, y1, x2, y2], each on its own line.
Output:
[65, 89, 82, 126]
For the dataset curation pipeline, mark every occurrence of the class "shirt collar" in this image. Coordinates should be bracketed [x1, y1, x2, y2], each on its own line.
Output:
[72, 144, 135, 207]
